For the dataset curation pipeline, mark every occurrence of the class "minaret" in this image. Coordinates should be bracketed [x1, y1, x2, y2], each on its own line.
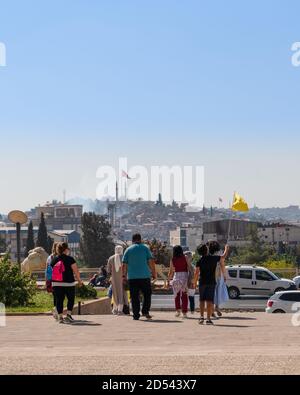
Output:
[116, 182, 119, 202]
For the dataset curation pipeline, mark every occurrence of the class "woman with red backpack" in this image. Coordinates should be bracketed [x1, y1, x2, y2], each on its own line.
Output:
[51, 242, 83, 324]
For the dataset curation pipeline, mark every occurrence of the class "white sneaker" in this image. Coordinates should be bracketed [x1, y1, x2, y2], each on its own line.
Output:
[175, 311, 181, 317]
[182, 313, 188, 319]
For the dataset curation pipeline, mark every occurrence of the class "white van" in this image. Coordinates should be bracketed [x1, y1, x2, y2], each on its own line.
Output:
[226, 265, 296, 299]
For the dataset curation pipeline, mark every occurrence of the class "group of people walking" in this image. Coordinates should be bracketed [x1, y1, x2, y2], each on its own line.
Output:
[168, 241, 229, 324]
[46, 233, 229, 325]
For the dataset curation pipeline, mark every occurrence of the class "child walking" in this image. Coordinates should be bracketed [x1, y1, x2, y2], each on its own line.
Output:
[185, 251, 196, 314]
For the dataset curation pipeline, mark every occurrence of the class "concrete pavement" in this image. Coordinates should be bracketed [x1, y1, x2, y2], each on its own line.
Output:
[1, 312, 300, 374]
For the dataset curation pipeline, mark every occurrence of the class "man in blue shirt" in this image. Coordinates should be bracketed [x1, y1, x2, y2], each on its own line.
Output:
[122, 233, 157, 320]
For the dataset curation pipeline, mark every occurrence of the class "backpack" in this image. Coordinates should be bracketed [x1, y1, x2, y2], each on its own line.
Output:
[45, 255, 54, 281]
[46, 264, 53, 281]
[52, 260, 65, 282]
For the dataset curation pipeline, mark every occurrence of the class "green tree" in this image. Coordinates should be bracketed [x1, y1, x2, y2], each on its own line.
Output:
[228, 229, 277, 266]
[25, 221, 35, 257]
[0, 238, 6, 254]
[47, 236, 54, 255]
[80, 212, 115, 267]
[36, 213, 49, 253]
[146, 239, 171, 267]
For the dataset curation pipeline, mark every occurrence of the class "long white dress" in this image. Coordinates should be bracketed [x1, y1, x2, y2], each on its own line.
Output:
[107, 254, 128, 312]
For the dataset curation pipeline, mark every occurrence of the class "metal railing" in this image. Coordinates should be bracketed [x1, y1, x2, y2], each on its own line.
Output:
[31, 266, 299, 282]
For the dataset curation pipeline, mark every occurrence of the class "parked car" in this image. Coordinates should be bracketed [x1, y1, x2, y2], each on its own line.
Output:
[292, 275, 300, 289]
[266, 291, 300, 313]
[226, 265, 296, 299]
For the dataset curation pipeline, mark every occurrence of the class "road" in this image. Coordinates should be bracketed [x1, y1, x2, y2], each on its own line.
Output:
[151, 294, 268, 311]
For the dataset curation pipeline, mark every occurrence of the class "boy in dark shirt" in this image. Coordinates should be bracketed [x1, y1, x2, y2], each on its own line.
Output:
[194, 243, 228, 325]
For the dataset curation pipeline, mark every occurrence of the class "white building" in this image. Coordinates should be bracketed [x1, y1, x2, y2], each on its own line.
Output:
[48, 230, 81, 257]
[258, 224, 300, 247]
[170, 225, 203, 252]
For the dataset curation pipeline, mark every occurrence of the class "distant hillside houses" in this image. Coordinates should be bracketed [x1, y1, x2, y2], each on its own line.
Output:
[170, 219, 300, 252]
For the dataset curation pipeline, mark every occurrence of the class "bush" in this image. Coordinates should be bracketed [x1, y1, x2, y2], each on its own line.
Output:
[262, 259, 296, 279]
[75, 284, 97, 299]
[263, 259, 295, 269]
[0, 255, 37, 307]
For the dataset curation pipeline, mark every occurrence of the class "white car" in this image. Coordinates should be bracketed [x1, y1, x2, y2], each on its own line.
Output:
[226, 265, 296, 299]
[292, 276, 300, 289]
[266, 291, 300, 313]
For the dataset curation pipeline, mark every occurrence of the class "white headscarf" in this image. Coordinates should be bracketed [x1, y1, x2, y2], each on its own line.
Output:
[114, 245, 123, 272]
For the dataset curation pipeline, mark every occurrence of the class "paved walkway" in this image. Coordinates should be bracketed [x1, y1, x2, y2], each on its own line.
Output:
[1, 312, 300, 374]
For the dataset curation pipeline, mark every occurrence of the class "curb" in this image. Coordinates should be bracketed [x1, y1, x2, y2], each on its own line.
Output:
[6, 312, 52, 316]
[5, 297, 111, 317]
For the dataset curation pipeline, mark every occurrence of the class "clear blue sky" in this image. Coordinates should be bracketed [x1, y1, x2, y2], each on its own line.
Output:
[0, 0, 300, 213]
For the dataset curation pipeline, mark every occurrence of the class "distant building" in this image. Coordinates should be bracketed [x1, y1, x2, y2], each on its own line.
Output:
[258, 223, 300, 247]
[31, 202, 83, 232]
[170, 219, 261, 251]
[48, 230, 81, 257]
[0, 225, 39, 262]
[202, 219, 260, 246]
[170, 225, 203, 252]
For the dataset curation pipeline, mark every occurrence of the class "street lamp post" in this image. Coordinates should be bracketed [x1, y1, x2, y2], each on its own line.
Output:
[8, 210, 28, 268]
[16, 222, 21, 265]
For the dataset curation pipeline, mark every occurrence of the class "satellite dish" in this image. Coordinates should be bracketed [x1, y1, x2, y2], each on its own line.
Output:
[8, 210, 28, 225]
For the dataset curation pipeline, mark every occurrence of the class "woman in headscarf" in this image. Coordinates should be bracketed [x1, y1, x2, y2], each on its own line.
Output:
[107, 245, 129, 315]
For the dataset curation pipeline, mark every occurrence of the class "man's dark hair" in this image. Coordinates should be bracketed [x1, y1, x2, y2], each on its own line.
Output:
[173, 245, 184, 258]
[132, 233, 142, 243]
[207, 240, 221, 255]
[196, 244, 208, 257]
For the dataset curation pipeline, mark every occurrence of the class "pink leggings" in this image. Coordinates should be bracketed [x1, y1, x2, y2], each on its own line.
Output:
[175, 291, 188, 313]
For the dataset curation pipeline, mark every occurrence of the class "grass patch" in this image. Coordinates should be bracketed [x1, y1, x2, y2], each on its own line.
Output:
[6, 289, 108, 313]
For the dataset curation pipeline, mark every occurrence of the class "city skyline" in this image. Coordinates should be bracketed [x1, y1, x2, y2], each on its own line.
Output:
[1, 0, 300, 212]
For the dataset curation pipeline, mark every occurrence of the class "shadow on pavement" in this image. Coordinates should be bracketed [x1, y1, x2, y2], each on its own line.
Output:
[214, 324, 250, 328]
[144, 319, 183, 324]
[220, 316, 257, 321]
[66, 320, 102, 326]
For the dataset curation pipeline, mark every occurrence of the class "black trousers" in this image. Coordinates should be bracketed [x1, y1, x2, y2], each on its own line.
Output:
[129, 278, 152, 319]
[53, 286, 75, 315]
[189, 296, 195, 312]
[53, 292, 57, 308]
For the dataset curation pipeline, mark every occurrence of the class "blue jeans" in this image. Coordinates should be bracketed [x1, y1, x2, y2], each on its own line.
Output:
[189, 296, 195, 312]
